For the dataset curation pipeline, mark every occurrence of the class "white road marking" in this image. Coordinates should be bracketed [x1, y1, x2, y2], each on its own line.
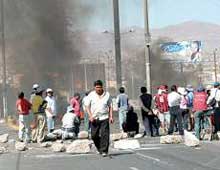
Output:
[136, 152, 160, 162]
[31, 153, 95, 159]
[129, 167, 140, 170]
[135, 152, 170, 166]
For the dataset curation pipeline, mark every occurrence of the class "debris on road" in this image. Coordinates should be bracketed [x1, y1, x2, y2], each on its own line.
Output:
[160, 135, 183, 144]
[110, 133, 128, 141]
[0, 134, 9, 143]
[66, 139, 91, 154]
[15, 141, 27, 151]
[114, 139, 140, 149]
[184, 130, 200, 147]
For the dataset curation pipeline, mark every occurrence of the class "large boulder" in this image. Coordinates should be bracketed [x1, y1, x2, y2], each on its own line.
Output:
[160, 135, 183, 144]
[114, 139, 140, 149]
[110, 133, 128, 141]
[66, 139, 91, 154]
[52, 129, 62, 138]
[40, 142, 52, 148]
[15, 142, 27, 151]
[46, 133, 57, 141]
[0, 147, 7, 154]
[78, 131, 89, 139]
[184, 130, 200, 147]
[0, 134, 9, 143]
[51, 143, 66, 152]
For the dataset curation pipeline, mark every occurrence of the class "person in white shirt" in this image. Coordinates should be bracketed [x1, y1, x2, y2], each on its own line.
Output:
[168, 85, 183, 135]
[85, 80, 113, 157]
[45, 88, 57, 133]
[178, 87, 189, 130]
[61, 106, 80, 140]
[207, 82, 220, 134]
[82, 92, 90, 132]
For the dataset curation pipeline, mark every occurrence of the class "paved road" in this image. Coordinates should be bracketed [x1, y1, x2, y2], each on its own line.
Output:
[2, 120, 220, 170]
[1, 140, 220, 170]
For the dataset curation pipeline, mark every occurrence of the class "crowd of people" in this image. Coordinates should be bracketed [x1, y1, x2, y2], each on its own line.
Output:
[117, 82, 220, 141]
[15, 79, 220, 157]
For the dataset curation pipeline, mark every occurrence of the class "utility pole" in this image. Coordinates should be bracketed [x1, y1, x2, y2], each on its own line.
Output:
[113, 0, 122, 90]
[143, 0, 152, 93]
[1, 0, 7, 118]
[214, 48, 217, 82]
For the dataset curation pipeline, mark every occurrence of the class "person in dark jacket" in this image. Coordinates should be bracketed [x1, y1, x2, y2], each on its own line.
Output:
[139, 87, 154, 136]
[122, 106, 139, 135]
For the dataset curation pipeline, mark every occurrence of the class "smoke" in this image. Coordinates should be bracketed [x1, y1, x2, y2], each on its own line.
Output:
[3, 0, 94, 113]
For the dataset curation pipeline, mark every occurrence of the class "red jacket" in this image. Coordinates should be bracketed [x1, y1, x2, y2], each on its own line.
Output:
[193, 92, 207, 111]
[155, 93, 169, 113]
[16, 98, 32, 115]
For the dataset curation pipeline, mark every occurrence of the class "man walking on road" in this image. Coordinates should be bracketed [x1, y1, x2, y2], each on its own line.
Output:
[85, 80, 113, 157]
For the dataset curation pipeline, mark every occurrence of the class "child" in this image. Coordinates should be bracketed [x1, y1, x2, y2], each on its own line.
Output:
[16, 92, 32, 143]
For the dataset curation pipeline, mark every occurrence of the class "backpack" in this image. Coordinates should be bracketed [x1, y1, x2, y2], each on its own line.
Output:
[38, 100, 48, 113]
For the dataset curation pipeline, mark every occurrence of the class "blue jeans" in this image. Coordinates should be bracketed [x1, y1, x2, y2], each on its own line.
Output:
[47, 116, 55, 133]
[118, 108, 127, 130]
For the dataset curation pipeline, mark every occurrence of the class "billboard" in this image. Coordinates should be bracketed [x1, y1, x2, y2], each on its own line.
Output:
[160, 41, 202, 63]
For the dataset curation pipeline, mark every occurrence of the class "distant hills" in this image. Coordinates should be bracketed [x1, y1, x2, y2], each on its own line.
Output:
[75, 21, 220, 59]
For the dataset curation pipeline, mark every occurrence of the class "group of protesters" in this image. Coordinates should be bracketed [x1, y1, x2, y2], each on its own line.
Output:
[16, 84, 57, 143]
[15, 79, 220, 157]
[117, 82, 220, 140]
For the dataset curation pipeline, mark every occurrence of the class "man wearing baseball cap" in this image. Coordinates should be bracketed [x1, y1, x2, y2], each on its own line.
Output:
[45, 88, 57, 133]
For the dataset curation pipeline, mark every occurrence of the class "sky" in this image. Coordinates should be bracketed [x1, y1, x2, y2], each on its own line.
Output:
[69, 0, 220, 30]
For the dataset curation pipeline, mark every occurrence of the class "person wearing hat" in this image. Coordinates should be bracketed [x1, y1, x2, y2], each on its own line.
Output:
[31, 87, 47, 143]
[61, 106, 80, 140]
[193, 85, 208, 139]
[30, 84, 40, 103]
[45, 88, 57, 133]
[154, 85, 169, 134]
[116, 87, 129, 132]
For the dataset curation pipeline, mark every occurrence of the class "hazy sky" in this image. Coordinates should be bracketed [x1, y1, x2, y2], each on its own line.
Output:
[69, 0, 220, 30]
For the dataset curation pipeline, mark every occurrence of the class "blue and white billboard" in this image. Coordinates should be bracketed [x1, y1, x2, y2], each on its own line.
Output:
[160, 41, 202, 63]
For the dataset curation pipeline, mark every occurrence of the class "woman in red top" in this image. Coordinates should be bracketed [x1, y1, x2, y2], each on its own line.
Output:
[16, 92, 32, 142]
[193, 86, 208, 139]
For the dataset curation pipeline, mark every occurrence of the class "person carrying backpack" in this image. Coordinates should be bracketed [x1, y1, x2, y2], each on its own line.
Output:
[31, 88, 47, 143]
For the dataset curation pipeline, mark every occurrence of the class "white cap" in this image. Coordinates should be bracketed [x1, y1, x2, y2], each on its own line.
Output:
[46, 88, 53, 93]
[32, 84, 39, 89]
[178, 87, 187, 95]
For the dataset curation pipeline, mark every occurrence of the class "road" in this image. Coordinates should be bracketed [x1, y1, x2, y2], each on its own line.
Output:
[1, 138, 220, 170]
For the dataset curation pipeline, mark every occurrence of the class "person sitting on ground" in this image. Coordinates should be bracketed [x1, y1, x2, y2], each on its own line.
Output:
[122, 106, 139, 136]
[61, 106, 80, 140]
[16, 92, 32, 143]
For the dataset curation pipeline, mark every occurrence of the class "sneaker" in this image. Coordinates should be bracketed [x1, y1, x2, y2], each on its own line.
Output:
[102, 152, 108, 157]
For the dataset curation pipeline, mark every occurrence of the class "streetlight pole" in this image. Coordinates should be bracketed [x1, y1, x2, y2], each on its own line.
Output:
[1, 0, 7, 118]
[113, 0, 122, 90]
[214, 48, 217, 82]
[143, 0, 152, 93]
